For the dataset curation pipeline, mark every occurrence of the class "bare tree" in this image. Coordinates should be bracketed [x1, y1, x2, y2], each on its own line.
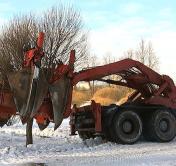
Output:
[0, 5, 88, 146]
[123, 49, 134, 59]
[103, 52, 118, 87]
[122, 39, 159, 71]
[0, 14, 38, 84]
[39, 6, 88, 72]
[135, 39, 159, 70]
[103, 52, 116, 65]
[146, 41, 159, 70]
[86, 54, 99, 96]
[26, 118, 33, 147]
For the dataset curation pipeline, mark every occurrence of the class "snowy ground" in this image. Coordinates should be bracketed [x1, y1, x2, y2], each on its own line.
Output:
[0, 119, 176, 166]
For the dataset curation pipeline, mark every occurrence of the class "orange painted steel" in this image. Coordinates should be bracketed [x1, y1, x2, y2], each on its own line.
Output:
[34, 100, 53, 125]
[23, 32, 45, 67]
[0, 91, 16, 120]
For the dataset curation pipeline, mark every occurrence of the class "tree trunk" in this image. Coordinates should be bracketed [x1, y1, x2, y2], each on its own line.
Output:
[26, 118, 33, 147]
[88, 81, 95, 97]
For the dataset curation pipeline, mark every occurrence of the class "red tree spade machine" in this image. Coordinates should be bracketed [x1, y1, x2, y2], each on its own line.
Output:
[0, 32, 176, 144]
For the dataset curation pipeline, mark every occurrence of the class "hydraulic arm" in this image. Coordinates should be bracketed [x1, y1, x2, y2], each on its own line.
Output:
[72, 58, 176, 108]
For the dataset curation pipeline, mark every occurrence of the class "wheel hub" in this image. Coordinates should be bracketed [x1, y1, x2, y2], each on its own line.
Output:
[122, 120, 133, 133]
[159, 120, 168, 132]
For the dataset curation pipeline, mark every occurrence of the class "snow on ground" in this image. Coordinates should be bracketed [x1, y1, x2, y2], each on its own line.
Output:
[0, 119, 176, 166]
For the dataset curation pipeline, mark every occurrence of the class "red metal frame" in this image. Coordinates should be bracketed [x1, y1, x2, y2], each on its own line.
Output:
[0, 91, 16, 119]
[91, 100, 102, 132]
[23, 32, 45, 68]
[70, 100, 102, 135]
[34, 99, 53, 125]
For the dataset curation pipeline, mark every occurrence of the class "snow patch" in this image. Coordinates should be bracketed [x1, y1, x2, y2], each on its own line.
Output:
[0, 119, 176, 165]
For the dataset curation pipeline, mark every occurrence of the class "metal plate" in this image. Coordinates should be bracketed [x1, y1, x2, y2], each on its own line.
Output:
[7, 68, 48, 123]
[49, 76, 71, 130]
[7, 68, 34, 118]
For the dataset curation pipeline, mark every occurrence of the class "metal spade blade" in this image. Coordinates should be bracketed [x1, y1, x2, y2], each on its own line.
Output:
[7, 68, 48, 123]
[30, 69, 48, 118]
[49, 76, 71, 130]
[7, 68, 34, 119]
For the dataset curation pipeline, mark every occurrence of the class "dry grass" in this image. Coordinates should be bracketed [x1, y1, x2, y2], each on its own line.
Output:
[72, 90, 91, 106]
[116, 92, 133, 105]
[92, 96, 115, 105]
[72, 85, 132, 106]
[92, 86, 129, 106]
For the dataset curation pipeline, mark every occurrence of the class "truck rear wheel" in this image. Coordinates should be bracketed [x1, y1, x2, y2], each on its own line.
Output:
[112, 110, 142, 144]
[143, 110, 176, 142]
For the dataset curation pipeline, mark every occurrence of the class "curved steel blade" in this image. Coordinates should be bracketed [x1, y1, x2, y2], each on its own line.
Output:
[30, 69, 48, 118]
[7, 68, 48, 123]
[49, 76, 71, 130]
[7, 68, 34, 119]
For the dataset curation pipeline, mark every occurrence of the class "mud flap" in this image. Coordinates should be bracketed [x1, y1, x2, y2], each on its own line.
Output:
[49, 76, 71, 130]
[7, 68, 48, 123]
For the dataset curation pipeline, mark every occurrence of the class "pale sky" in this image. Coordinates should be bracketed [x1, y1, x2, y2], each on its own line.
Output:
[0, 0, 176, 79]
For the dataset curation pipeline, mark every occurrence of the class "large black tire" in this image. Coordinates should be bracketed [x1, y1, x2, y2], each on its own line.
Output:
[112, 110, 142, 144]
[101, 105, 117, 142]
[78, 131, 95, 140]
[143, 110, 176, 142]
[103, 120, 116, 142]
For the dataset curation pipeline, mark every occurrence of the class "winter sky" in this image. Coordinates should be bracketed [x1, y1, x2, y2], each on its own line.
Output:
[0, 0, 176, 78]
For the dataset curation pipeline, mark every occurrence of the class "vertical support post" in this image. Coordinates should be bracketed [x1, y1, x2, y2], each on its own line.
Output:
[91, 100, 102, 132]
[26, 118, 33, 147]
[69, 104, 77, 135]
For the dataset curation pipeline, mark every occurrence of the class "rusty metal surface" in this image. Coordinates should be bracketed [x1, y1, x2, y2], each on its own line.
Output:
[7, 68, 48, 123]
[7, 68, 34, 118]
[49, 76, 70, 130]
[30, 69, 48, 118]
[34, 100, 53, 130]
